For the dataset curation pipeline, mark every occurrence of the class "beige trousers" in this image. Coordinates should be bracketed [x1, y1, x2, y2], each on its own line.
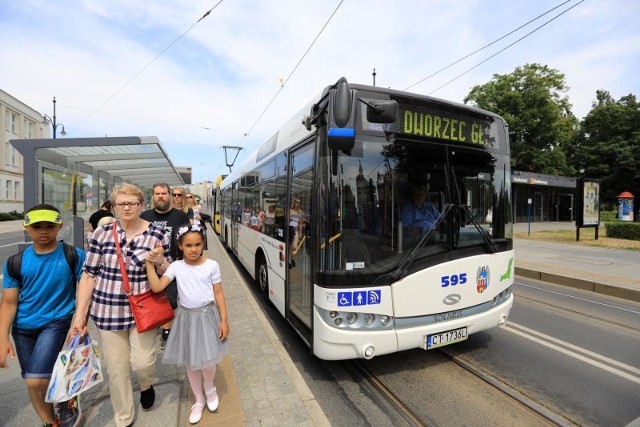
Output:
[98, 327, 158, 427]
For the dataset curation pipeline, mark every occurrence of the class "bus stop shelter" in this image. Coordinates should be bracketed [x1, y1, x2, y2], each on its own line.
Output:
[10, 136, 184, 248]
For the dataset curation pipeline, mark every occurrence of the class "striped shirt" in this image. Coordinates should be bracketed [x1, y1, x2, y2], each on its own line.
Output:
[84, 221, 170, 330]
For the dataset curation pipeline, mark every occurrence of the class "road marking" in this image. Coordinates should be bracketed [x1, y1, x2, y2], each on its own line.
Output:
[505, 322, 640, 384]
[515, 282, 640, 315]
[0, 242, 23, 249]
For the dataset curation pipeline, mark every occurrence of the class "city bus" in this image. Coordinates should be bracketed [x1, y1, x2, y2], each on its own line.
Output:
[219, 78, 514, 360]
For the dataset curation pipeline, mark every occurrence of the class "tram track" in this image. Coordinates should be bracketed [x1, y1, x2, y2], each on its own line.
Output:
[351, 348, 574, 427]
[436, 348, 574, 427]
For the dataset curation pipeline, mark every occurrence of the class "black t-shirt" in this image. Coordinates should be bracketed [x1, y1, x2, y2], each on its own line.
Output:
[140, 208, 190, 260]
[88, 209, 113, 230]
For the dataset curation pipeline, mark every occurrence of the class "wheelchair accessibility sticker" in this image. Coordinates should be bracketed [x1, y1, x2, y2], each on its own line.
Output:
[337, 290, 381, 307]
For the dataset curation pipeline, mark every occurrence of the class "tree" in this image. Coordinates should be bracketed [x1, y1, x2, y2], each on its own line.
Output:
[464, 63, 578, 175]
[572, 90, 640, 206]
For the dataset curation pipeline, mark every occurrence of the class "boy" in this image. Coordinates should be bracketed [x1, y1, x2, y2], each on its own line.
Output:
[0, 204, 86, 427]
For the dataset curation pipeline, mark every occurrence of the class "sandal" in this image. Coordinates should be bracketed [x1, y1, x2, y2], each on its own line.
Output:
[205, 387, 219, 412]
[189, 402, 205, 424]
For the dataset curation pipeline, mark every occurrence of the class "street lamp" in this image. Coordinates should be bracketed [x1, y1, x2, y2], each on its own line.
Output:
[42, 97, 67, 139]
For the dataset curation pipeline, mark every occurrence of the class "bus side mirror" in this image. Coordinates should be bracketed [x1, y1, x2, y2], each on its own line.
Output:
[327, 78, 356, 151]
[366, 100, 398, 123]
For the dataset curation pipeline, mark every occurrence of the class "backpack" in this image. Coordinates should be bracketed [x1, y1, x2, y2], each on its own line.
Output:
[6, 243, 79, 286]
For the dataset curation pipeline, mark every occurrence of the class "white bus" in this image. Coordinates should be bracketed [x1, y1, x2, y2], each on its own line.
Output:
[220, 78, 514, 360]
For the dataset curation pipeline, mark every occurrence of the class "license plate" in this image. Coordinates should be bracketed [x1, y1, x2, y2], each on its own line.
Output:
[425, 327, 468, 349]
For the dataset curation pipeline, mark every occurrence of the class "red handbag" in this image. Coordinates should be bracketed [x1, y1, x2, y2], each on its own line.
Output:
[113, 225, 174, 332]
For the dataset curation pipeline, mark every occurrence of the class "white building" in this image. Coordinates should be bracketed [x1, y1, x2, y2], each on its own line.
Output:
[0, 89, 50, 213]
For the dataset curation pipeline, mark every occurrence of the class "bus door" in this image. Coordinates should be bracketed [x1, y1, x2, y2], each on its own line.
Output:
[230, 181, 239, 254]
[286, 142, 314, 331]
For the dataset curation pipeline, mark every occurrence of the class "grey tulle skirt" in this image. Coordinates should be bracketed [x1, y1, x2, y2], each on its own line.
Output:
[162, 302, 229, 370]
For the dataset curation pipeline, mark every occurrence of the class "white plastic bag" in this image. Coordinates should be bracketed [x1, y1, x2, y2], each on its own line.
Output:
[46, 334, 103, 403]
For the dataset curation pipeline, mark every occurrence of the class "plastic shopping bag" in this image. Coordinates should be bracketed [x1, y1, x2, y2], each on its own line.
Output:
[46, 334, 104, 403]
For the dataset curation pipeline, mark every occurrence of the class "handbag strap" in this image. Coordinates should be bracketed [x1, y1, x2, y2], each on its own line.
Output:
[112, 224, 132, 295]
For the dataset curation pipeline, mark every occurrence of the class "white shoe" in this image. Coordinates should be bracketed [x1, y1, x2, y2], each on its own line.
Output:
[205, 387, 219, 412]
[189, 402, 205, 424]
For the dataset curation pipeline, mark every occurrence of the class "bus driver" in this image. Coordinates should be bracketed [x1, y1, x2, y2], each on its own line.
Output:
[400, 183, 439, 233]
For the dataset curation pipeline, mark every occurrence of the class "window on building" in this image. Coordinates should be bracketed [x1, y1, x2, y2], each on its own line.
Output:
[14, 181, 21, 201]
[6, 180, 12, 199]
[6, 111, 18, 133]
[25, 119, 34, 138]
[5, 142, 10, 166]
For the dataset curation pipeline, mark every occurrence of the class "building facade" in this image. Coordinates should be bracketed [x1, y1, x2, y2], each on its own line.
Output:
[1, 89, 49, 212]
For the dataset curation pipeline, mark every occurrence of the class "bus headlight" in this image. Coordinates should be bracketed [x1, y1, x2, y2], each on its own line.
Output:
[364, 313, 375, 326]
[379, 315, 390, 326]
[317, 307, 394, 330]
[346, 313, 358, 324]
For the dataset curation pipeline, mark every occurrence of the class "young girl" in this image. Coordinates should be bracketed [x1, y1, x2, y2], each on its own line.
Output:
[145, 224, 229, 424]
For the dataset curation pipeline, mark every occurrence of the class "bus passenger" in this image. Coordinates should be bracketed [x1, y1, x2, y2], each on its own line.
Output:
[262, 204, 276, 236]
[289, 198, 304, 268]
[400, 183, 439, 233]
[241, 207, 251, 227]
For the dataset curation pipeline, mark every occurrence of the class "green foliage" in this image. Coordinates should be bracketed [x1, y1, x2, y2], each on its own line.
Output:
[605, 222, 640, 241]
[0, 211, 23, 221]
[464, 63, 578, 175]
[571, 91, 640, 205]
[600, 210, 618, 222]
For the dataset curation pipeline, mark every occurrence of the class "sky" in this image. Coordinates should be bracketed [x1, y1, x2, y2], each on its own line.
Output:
[1, 0, 639, 183]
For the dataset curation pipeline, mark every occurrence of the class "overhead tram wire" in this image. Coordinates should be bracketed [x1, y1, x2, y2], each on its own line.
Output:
[72, 1, 224, 132]
[426, 0, 584, 96]
[405, 0, 579, 92]
[238, 0, 344, 145]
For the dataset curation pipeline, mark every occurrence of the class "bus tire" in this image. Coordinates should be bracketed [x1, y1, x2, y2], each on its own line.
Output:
[256, 254, 269, 298]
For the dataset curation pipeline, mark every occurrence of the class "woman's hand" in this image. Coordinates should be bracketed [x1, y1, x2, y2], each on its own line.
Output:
[146, 246, 164, 265]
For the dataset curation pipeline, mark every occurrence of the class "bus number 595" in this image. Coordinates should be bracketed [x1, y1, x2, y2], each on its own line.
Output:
[441, 273, 467, 287]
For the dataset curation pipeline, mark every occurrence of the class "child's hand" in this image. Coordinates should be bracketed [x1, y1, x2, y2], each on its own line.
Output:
[146, 245, 164, 265]
[218, 320, 229, 341]
[0, 338, 16, 368]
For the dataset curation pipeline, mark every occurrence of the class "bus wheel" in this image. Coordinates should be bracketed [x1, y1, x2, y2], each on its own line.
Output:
[256, 256, 269, 297]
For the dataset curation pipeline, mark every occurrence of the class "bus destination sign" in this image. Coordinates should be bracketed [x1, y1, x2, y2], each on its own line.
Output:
[399, 106, 492, 146]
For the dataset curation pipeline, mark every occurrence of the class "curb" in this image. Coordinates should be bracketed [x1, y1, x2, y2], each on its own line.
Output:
[515, 267, 640, 303]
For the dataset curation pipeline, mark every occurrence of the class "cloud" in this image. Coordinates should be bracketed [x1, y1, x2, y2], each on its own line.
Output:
[1, 0, 638, 181]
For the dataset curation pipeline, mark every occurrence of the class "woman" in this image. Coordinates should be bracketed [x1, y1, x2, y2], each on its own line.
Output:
[172, 187, 193, 223]
[71, 183, 171, 427]
[185, 193, 201, 225]
[289, 198, 304, 268]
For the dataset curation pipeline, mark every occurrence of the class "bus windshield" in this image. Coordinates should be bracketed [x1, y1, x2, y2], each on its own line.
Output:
[318, 132, 512, 284]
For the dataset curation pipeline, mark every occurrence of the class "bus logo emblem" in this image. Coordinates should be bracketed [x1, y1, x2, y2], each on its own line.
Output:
[476, 266, 490, 293]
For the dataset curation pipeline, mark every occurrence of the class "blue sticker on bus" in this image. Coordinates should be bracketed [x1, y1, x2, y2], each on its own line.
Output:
[368, 290, 381, 304]
[353, 291, 367, 306]
[338, 292, 352, 307]
[337, 290, 381, 307]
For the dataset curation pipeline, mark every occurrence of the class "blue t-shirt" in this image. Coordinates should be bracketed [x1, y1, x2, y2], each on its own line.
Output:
[2, 243, 85, 329]
[400, 202, 440, 233]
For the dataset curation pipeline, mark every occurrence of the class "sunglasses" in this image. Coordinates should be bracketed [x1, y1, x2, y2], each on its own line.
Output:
[172, 193, 183, 197]
[186, 196, 193, 199]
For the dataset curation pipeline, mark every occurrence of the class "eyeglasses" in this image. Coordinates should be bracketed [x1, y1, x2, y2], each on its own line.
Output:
[114, 202, 142, 208]
[172, 193, 183, 197]
[186, 196, 193, 199]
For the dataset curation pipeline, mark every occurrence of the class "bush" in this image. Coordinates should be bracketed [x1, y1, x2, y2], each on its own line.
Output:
[0, 210, 23, 221]
[600, 210, 618, 222]
[605, 222, 640, 241]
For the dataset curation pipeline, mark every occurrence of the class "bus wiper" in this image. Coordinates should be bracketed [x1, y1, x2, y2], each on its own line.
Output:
[461, 204, 498, 253]
[390, 204, 453, 282]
